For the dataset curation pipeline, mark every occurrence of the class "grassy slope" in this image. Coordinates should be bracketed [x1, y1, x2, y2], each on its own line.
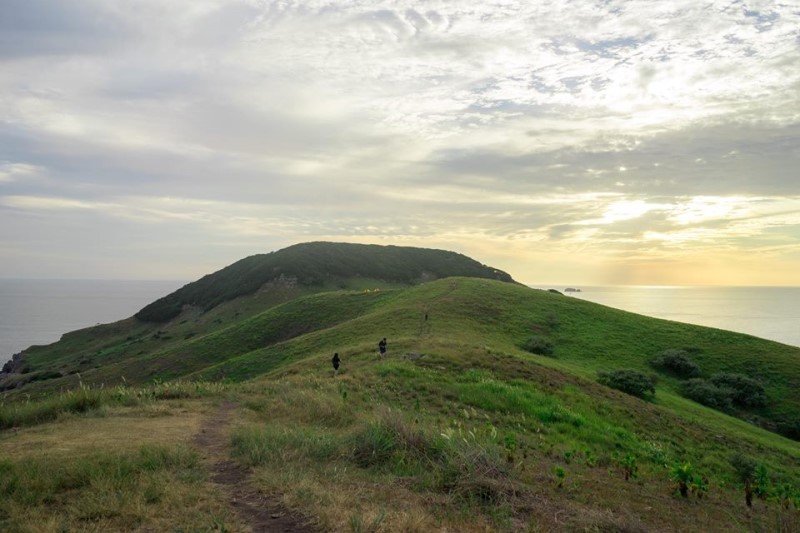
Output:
[2, 278, 800, 531]
[184, 278, 800, 430]
[6, 277, 799, 436]
[1, 280, 397, 398]
[229, 347, 800, 531]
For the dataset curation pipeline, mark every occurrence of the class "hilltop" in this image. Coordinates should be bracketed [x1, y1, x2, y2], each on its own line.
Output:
[1, 242, 799, 531]
[135, 241, 515, 322]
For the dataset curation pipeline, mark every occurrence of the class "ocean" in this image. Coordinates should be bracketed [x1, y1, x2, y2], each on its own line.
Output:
[560, 286, 800, 348]
[0, 279, 185, 366]
[1, 280, 799, 367]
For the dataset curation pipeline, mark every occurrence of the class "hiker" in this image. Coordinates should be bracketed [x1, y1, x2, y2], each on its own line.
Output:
[378, 337, 387, 358]
[332, 352, 340, 376]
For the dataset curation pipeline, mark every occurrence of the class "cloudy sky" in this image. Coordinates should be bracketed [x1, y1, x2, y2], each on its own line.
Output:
[1, 0, 798, 286]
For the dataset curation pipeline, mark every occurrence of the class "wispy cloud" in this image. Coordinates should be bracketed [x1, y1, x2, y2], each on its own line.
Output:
[1, 0, 798, 284]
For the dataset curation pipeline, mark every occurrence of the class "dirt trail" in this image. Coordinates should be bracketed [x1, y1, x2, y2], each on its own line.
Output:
[192, 401, 317, 532]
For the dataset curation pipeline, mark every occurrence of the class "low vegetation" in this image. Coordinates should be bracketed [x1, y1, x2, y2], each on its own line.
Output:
[597, 368, 657, 400]
[521, 336, 555, 356]
[681, 372, 767, 414]
[2, 244, 800, 530]
[650, 348, 701, 378]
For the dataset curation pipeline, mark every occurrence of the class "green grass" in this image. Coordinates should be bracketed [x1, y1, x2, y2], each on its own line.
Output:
[11, 275, 800, 440]
[227, 349, 800, 531]
[3, 265, 800, 530]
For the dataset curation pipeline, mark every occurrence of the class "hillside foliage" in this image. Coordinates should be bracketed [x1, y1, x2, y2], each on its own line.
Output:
[135, 242, 515, 322]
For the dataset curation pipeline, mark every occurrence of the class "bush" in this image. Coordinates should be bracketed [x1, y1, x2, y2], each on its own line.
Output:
[776, 418, 800, 441]
[650, 349, 700, 378]
[709, 373, 766, 408]
[682, 378, 734, 412]
[522, 336, 554, 356]
[597, 369, 656, 400]
[682, 373, 766, 412]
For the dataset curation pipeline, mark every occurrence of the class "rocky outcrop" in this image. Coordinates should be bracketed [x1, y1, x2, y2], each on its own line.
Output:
[0, 352, 27, 391]
[0, 352, 25, 375]
[258, 274, 299, 292]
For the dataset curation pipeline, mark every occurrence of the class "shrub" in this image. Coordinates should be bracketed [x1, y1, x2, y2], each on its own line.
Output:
[681, 373, 765, 412]
[650, 349, 700, 378]
[522, 336, 554, 356]
[351, 412, 513, 505]
[597, 369, 656, 400]
[681, 378, 734, 412]
[776, 417, 800, 440]
[709, 373, 767, 408]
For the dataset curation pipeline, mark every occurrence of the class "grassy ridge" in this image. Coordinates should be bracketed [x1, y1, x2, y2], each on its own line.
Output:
[5, 243, 799, 530]
[2, 293, 799, 530]
[4, 275, 800, 439]
[164, 277, 800, 437]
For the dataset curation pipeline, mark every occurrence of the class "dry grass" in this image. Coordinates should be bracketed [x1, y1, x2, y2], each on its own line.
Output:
[0, 403, 203, 460]
[0, 398, 242, 532]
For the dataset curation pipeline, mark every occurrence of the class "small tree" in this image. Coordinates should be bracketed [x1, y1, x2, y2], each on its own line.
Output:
[730, 454, 756, 507]
[620, 453, 638, 481]
[671, 462, 694, 498]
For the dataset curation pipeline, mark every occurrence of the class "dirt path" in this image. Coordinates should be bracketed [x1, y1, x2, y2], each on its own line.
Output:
[192, 401, 318, 532]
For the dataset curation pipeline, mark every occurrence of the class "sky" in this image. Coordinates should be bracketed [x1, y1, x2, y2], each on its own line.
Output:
[0, 0, 799, 287]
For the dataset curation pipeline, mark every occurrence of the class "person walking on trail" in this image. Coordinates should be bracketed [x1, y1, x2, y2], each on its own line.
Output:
[332, 352, 340, 376]
[378, 338, 387, 358]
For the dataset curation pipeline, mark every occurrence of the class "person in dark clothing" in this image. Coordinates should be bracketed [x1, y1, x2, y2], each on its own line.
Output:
[332, 352, 340, 376]
[378, 338, 387, 358]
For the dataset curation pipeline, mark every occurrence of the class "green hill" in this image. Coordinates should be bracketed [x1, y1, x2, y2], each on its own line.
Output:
[135, 241, 515, 322]
[1, 242, 799, 531]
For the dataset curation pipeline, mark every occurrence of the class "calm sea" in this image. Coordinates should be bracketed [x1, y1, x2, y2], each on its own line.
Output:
[559, 286, 800, 348]
[0, 279, 185, 366]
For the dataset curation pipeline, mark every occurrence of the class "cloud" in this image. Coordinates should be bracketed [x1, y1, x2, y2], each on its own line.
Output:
[0, 0, 135, 59]
[0, 0, 799, 283]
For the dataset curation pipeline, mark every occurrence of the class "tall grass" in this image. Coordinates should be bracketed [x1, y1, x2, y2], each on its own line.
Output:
[350, 410, 514, 506]
[231, 426, 341, 466]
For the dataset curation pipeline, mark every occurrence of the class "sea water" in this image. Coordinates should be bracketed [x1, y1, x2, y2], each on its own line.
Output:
[558, 286, 800, 348]
[0, 279, 184, 366]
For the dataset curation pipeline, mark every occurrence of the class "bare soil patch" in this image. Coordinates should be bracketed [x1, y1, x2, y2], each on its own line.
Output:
[193, 401, 318, 532]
